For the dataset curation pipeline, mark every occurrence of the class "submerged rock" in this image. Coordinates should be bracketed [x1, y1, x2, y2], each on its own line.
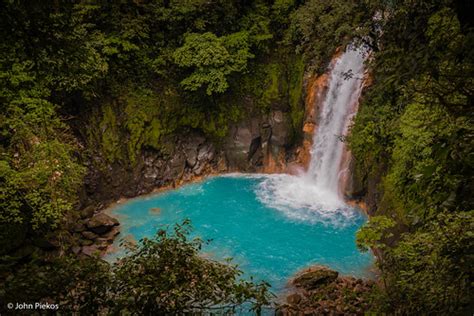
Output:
[149, 207, 161, 214]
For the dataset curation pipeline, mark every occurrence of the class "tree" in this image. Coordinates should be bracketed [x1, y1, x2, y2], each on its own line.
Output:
[357, 212, 473, 314]
[173, 32, 254, 95]
[1, 221, 273, 314]
[0, 98, 85, 230]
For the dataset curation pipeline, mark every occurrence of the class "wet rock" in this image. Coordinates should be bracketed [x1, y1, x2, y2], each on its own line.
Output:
[86, 213, 119, 235]
[193, 163, 206, 176]
[122, 234, 137, 248]
[183, 135, 205, 168]
[217, 154, 227, 172]
[293, 266, 339, 290]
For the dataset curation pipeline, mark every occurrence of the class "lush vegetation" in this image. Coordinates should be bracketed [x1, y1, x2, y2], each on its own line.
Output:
[351, 0, 473, 314]
[0, 0, 472, 314]
[2, 221, 271, 314]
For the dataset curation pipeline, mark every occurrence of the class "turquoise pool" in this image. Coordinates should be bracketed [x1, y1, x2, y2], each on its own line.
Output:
[106, 174, 373, 292]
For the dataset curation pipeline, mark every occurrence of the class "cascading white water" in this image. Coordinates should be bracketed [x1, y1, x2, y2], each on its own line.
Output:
[306, 45, 367, 194]
[256, 44, 368, 225]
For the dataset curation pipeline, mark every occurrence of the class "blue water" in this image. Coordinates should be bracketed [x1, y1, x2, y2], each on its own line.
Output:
[107, 175, 373, 292]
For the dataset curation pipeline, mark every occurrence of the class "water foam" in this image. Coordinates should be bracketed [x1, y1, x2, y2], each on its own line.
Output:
[255, 174, 357, 227]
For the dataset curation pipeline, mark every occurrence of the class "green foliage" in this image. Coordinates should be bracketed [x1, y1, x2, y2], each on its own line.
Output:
[350, 1, 473, 221]
[2, 221, 273, 314]
[88, 87, 244, 165]
[384, 99, 468, 221]
[1, 3, 108, 95]
[174, 32, 254, 95]
[0, 98, 85, 230]
[111, 220, 272, 314]
[356, 216, 396, 252]
[363, 212, 473, 314]
[286, 0, 370, 72]
[351, 1, 474, 313]
[1, 255, 112, 315]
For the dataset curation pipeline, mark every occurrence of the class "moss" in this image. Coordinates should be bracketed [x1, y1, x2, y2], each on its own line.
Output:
[89, 48, 305, 167]
[287, 53, 305, 139]
[99, 105, 121, 163]
[260, 63, 282, 111]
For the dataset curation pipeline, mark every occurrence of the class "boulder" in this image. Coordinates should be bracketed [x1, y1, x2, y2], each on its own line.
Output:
[101, 226, 120, 242]
[86, 213, 119, 235]
[95, 238, 111, 250]
[81, 205, 96, 219]
[80, 239, 94, 246]
[81, 230, 98, 240]
[73, 222, 86, 233]
[293, 266, 339, 290]
[286, 293, 302, 305]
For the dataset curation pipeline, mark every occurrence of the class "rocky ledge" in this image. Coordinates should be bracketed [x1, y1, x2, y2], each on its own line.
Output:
[70, 206, 120, 257]
[277, 266, 374, 316]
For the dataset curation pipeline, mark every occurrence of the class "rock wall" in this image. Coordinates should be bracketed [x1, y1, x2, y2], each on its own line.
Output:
[80, 107, 301, 210]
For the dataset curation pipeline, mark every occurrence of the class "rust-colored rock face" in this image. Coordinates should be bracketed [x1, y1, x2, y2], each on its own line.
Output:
[296, 66, 332, 170]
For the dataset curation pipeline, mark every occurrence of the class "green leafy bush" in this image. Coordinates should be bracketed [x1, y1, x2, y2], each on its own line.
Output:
[1, 221, 272, 315]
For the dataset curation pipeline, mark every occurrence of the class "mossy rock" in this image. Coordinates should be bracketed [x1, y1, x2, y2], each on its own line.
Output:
[293, 266, 339, 290]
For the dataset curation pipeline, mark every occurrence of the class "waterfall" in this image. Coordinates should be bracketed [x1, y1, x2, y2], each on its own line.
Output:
[257, 44, 368, 225]
[306, 45, 367, 196]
